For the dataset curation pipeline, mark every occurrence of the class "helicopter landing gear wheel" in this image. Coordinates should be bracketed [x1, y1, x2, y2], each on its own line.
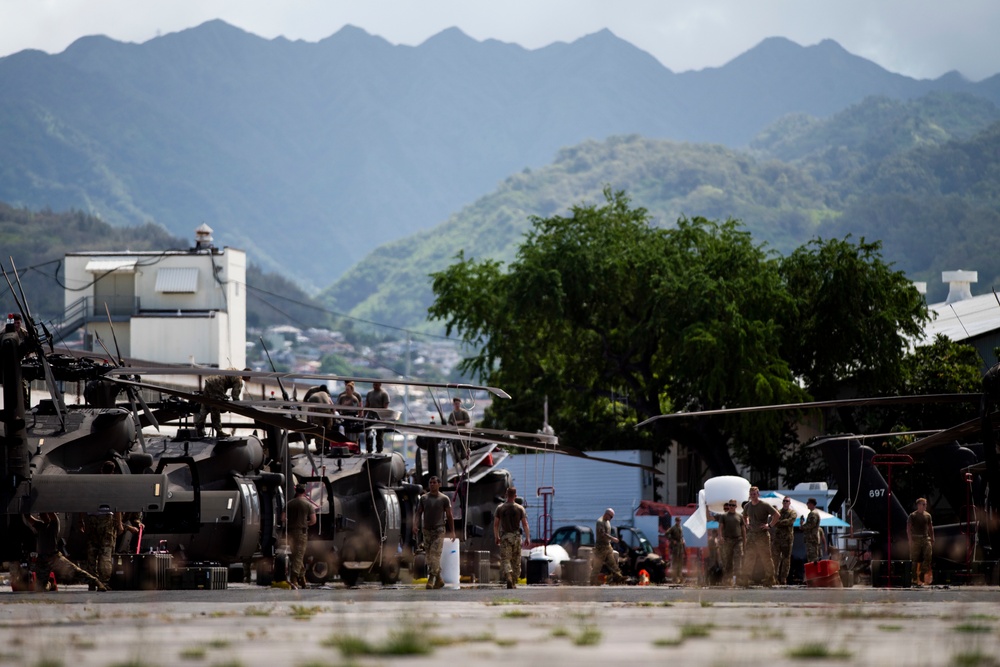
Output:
[339, 567, 361, 588]
[380, 558, 401, 585]
[306, 557, 332, 584]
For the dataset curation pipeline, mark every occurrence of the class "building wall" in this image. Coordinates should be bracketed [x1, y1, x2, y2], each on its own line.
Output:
[497, 450, 655, 538]
[64, 246, 246, 367]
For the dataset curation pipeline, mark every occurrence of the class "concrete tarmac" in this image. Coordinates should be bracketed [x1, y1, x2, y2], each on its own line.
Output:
[1, 583, 999, 666]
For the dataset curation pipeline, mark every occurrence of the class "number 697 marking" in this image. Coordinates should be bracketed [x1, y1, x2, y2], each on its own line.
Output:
[868, 488, 886, 498]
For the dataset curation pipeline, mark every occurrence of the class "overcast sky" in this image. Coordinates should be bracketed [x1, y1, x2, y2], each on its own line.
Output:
[1, 0, 998, 82]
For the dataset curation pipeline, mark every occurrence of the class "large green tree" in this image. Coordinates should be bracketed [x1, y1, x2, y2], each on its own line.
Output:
[431, 189, 936, 481]
[430, 189, 806, 475]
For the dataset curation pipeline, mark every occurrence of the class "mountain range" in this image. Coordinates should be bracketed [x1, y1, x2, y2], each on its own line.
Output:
[3, 20, 999, 293]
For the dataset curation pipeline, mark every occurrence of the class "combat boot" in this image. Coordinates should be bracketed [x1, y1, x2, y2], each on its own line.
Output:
[426, 575, 435, 590]
[433, 575, 445, 589]
[505, 573, 514, 589]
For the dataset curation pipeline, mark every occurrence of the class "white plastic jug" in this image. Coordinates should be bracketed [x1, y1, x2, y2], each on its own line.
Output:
[440, 537, 460, 589]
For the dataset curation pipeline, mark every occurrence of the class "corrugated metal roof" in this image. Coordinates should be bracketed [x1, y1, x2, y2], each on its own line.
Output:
[155, 267, 199, 293]
[921, 293, 1000, 343]
[85, 258, 137, 273]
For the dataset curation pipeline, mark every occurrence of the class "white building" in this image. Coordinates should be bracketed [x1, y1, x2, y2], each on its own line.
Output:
[61, 224, 246, 368]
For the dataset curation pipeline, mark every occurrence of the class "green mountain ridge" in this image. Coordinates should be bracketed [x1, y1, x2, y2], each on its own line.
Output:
[325, 93, 1000, 328]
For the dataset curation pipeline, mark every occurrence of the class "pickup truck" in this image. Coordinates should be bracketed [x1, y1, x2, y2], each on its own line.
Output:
[548, 524, 667, 583]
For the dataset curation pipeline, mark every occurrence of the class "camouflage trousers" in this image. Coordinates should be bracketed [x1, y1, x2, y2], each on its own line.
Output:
[423, 528, 446, 577]
[742, 531, 776, 586]
[85, 514, 117, 584]
[670, 547, 685, 583]
[289, 529, 308, 586]
[499, 532, 522, 583]
[720, 538, 744, 584]
[45, 553, 106, 590]
[910, 537, 933, 584]
[590, 543, 622, 584]
[805, 539, 821, 563]
[771, 535, 794, 584]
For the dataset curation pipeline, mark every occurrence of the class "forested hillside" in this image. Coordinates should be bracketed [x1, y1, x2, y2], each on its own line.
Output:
[324, 93, 1000, 327]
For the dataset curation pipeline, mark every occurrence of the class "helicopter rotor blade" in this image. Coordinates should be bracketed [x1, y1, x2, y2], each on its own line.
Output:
[635, 393, 983, 428]
[105, 366, 513, 400]
[3, 260, 66, 427]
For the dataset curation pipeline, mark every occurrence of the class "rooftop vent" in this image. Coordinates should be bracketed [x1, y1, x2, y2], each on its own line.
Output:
[194, 223, 214, 252]
[943, 270, 977, 304]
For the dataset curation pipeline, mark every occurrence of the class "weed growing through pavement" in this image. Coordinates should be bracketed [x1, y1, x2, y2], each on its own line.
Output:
[786, 643, 852, 659]
[290, 605, 324, 620]
[179, 646, 207, 660]
[951, 651, 999, 666]
[500, 609, 532, 618]
[573, 626, 602, 646]
[243, 606, 272, 617]
[488, 598, 524, 606]
[550, 627, 570, 638]
[680, 623, 714, 639]
[953, 624, 992, 634]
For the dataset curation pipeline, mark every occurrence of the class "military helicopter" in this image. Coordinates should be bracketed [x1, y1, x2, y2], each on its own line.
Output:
[636, 368, 1000, 584]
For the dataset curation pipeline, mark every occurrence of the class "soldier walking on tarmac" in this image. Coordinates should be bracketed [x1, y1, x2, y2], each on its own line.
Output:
[665, 516, 686, 584]
[493, 487, 530, 589]
[771, 496, 798, 584]
[413, 476, 455, 589]
[591, 508, 626, 585]
[283, 484, 316, 589]
[907, 497, 934, 586]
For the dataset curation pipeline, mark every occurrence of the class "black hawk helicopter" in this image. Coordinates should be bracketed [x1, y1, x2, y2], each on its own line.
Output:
[636, 373, 1000, 585]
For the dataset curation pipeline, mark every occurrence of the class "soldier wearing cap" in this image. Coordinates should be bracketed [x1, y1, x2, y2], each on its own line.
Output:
[283, 484, 316, 589]
[771, 496, 798, 584]
[800, 497, 824, 563]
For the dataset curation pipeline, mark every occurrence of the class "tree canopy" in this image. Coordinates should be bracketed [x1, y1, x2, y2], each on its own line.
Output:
[430, 188, 933, 484]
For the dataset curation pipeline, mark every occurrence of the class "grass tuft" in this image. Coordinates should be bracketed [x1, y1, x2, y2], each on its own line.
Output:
[573, 626, 602, 646]
[787, 643, 852, 659]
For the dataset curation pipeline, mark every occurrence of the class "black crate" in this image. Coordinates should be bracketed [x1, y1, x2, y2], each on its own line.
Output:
[526, 559, 549, 585]
[111, 553, 171, 591]
[870, 560, 913, 588]
[169, 564, 228, 590]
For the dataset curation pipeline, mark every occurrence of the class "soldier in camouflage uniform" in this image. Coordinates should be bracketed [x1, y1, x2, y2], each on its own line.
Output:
[83, 510, 120, 588]
[907, 497, 934, 585]
[771, 496, 798, 584]
[800, 497, 824, 563]
[194, 369, 251, 438]
[711, 500, 746, 586]
[493, 487, 530, 589]
[665, 517, 686, 584]
[742, 486, 779, 586]
[413, 476, 455, 589]
[591, 508, 626, 585]
[28, 513, 108, 591]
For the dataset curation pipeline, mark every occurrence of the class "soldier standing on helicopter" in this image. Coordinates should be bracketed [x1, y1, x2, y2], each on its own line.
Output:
[194, 369, 251, 438]
[413, 476, 455, 590]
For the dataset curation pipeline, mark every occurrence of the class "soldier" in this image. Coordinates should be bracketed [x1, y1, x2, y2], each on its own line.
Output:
[447, 397, 471, 427]
[665, 516, 686, 584]
[907, 497, 934, 586]
[27, 513, 108, 591]
[742, 486, 779, 586]
[364, 382, 390, 453]
[710, 500, 746, 586]
[800, 497, 824, 563]
[771, 496, 798, 584]
[591, 508, 626, 585]
[116, 511, 144, 553]
[413, 476, 455, 589]
[282, 484, 316, 589]
[82, 461, 123, 589]
[493, 486, 530, 589]
[194, 369, 251, 438]
[336, 381, 364, 443]
[303, 385, 335, 451]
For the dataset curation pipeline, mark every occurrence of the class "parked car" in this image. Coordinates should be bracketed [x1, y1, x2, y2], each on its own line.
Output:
[548, 524, 667, 583]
